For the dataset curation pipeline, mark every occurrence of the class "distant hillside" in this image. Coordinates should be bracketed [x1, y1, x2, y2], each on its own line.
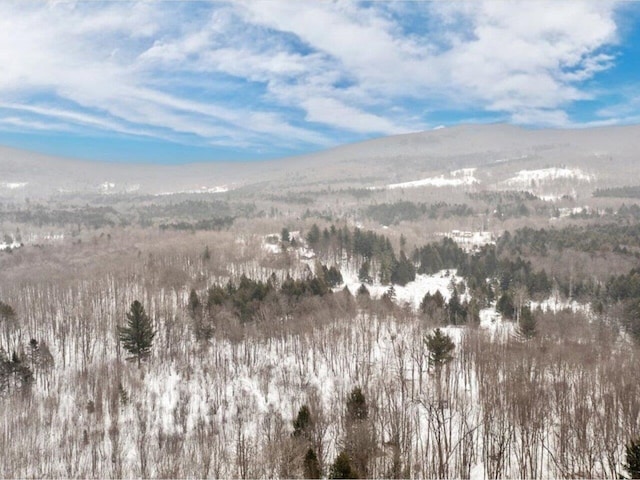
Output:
[1, 123, 640, 199]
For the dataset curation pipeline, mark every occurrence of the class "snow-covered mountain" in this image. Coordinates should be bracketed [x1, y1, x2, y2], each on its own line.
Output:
[2, 123, 640, 198]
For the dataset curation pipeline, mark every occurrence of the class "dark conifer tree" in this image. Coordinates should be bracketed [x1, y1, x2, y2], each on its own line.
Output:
[358, 260, 371, 283]
[0, 349, 33, 396]
[625, 437, 640, 479]
[293, 405, 312, 438]
[420, 291, 446, 315]
[424, 328, 455, 369]
[0, 301, 17, 353]
[346, 387, 368, 422]
[391, 251, 415, 286]
[329, 451, 357, 479]
[518, 305, 537, 339]
[188, 289, 202, 320]
[447, 290, 467, 325]
[306, 224, 321, 246]
[496, 292, 516, 319]
[281, 227, 291, 243]
[119, 300, 155, 367]
[356, 284, 370, 297]
[303, 448, 322, 479]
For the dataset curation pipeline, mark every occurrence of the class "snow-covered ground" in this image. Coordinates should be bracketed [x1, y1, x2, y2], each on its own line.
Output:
[539, 193, 572, 202]
[443, 230, 495, 252]
[1, 231, 634, 479]
[0, 181, 27, 189]
[479, 306, 516, 341]
[0, 240, 22, 250]
[531, 291, 592, 316]
[24, 232, 65, 243]
[99, 182, 140, 194]
[155, 185, 230, 196]
[503, 167, 593, 187]
[385, 168, 479, 189]
[555, 206, 590, 218]
[341, 266, 466, 310]
[100, 182, 116, 193]
[261, 231, 315, 259]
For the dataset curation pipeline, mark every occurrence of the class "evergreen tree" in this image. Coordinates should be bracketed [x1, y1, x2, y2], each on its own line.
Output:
[446, 290, 467, 325]
[189, 289, 213, 342]
[625, 437, 640, 479]
[329, 451, 358, 479]
[0, 348, 33, 396]
[518, 305, 537, 339]
[188, 289, 202, 320]
[0, 301, 17, 352]
[293, 405, 312, 438]
[424, 328, 455, 369]
[306, 224, 321, 246]
[0, 301, 16, 324]
[207, 285, 227, 310]
[420, 291, 445, 315]
[356, 284, 370, 297]
[378, 252, 395, 285]
[119, 300, 155, 367]
[358, 260, 371, 283]
[281, 227, 291, 243]
[324, 266, 344, 288]
[346, 387, 368, 422]
[391, 251, 415, 286]
[496, 292, 516, 319]
[303, 448, 322, 479]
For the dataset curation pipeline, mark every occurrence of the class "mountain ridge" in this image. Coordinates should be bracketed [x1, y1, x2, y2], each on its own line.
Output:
[2, 123, 640, 198]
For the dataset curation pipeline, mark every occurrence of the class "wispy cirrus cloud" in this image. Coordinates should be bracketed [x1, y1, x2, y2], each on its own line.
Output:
[0, 0, 633, 161]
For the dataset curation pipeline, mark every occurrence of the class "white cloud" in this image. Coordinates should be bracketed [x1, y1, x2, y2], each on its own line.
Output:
[0, 0, 627, 153]
[0, 2, 328, 150]
[301, 97, 410, 134]
[510, 108, 570, 127]
[231, 1, 622, 128]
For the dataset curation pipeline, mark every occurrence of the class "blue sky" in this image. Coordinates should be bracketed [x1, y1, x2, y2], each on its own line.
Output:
[0, 1, 639, 164]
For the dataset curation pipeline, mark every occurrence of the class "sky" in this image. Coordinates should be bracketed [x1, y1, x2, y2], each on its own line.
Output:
[0, 1, 639, 164]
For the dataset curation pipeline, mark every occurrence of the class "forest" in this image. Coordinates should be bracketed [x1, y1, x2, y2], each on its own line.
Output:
[2, 190, 640, 479]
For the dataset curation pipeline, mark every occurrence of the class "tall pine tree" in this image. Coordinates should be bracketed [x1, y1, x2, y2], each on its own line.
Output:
[119, 300, 155, 367]
[424, 328, 455, 369]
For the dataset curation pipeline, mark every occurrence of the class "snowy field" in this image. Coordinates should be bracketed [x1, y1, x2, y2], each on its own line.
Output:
[502, 167, 593, 188]
[386, 168, 478, 189]
[0, 181, 28, 189]
[341, 266, 467, 310]
[155, 185, 230, 196]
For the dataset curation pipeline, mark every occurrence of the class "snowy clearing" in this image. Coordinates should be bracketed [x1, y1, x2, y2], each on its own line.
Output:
[0, 240, 22, 250]
[0, 181, 27, 189]
[99, 182, 140, 194]
[385, 168, 478, 189]
[341, 267, 466, 310]
[503, 167, 593, 187]
[531, 291, 592, 316]
[155, 185, 230, 196]
[443, 230, 495, 252]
